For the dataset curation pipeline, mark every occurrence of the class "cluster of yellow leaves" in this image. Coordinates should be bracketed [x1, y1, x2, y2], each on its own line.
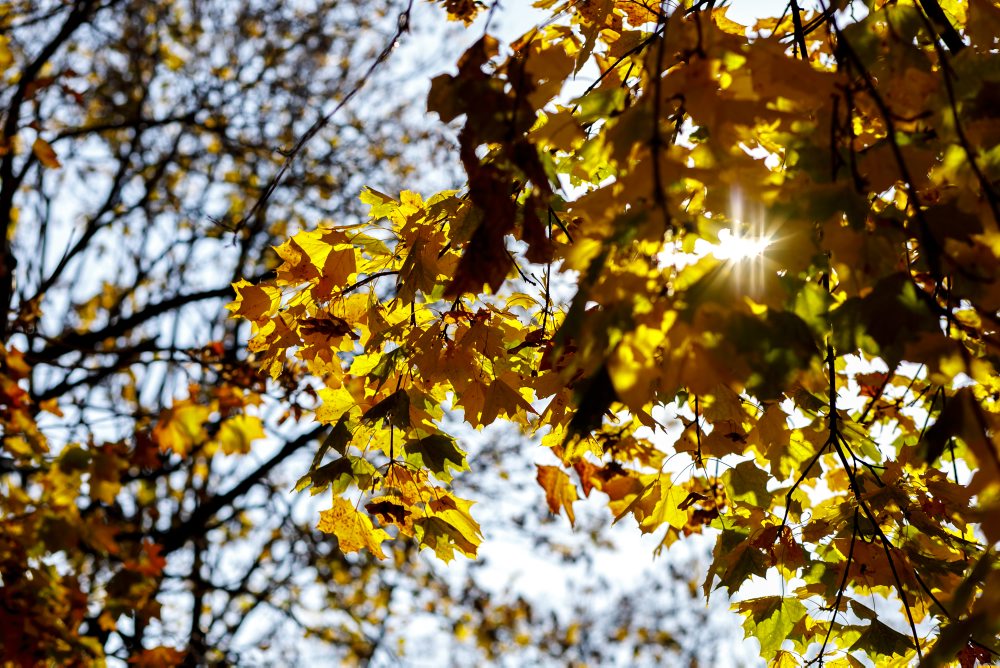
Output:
[152, 386, 265, 457]
[235, 0, 1000, 664]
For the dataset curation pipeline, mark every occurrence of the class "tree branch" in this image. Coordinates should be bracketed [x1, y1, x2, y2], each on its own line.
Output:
[0, 0, 102, 342]
[157, 424, 325, 554]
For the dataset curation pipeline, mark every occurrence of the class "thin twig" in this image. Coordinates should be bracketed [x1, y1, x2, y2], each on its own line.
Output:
[233, 0, 415, 232]
[813, 508, 859, 666]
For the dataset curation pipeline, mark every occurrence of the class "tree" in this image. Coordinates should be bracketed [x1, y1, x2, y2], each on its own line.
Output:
[235, 0, 1000, 665]
[0, 0, 455, 664]
[0, 1, 738, 666]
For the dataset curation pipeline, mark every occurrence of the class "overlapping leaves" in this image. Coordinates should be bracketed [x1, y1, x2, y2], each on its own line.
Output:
[236, 1, 1000, 664]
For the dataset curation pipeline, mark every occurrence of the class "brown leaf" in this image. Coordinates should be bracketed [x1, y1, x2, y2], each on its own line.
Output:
[299, 314, 358, 341]
[32, 137, 61, 168]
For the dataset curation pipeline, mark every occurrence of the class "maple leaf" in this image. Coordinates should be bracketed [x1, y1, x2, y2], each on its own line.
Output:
[446, 172, 517, 296]
[227, 279, 280, 323]
[313, 245, 357, 302]
[845, 601, 915, 662]
[567, 365, 619, 441]
[438, 0, 484, 25]
[362, 388, 411, 429]
[318, 496, 390, 559]
[573, 458, 600, 497]
[768, 650, 800, 668]
[415, 494, 482, 561]
[481, 376, 537, 426]
[921, 387, 992, 467]
[737, 596, 806, 660]
[316, 386, 362, 424]
[216, 1, 1000, 663]
[957, 642, 993, 668]
[706, 527, 769, 596]
[536, 465, 579, 527]
[124, 541, 167, 577]
[299, 313, 358, 342]
[404, 434, 467, 483]
[365, 497, 412, 530]
[152, 401, 210, 456]
[397, 233, 443, 303]
[620, 476, 689, 534]
[725, 460, 772, 508]
[215, 414, 265, 455]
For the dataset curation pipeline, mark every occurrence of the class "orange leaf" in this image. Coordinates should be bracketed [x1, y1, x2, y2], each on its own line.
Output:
[480, 377, 537, 425]
[129, 647, 185, 667]
[32, 137, 61, 168]
[536, 464, 579, 527]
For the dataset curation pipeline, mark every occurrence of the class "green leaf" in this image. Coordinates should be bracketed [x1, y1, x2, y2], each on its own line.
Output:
[404, 434, 467, 483]
[725, 460, 772, 508]
[362, 389, 411, 429]
[831, 273, 937, 367]
[738, 596, 807, 659]
[846, 601, 915, 661]
[297, 455, 376, 495]
[706, 527, 769, 595]
[312, 414, 353, 467]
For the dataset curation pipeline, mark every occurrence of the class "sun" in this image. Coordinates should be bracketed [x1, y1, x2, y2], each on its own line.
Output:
[711, 227, 772, 261]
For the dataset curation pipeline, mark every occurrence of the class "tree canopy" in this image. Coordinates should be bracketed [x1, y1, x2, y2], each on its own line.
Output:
[0, 0, 739, 665]
[4, 0, 1000, 665]
[231, 0, 1000, 666]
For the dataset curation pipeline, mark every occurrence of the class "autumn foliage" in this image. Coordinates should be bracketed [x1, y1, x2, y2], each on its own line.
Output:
[5, 0, 1000, 665]
[0, 0, 471, 664]
[231, 0, 1000, 665]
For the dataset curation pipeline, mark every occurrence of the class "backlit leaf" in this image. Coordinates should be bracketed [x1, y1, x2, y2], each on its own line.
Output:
[318, 496, 390, 559]
[536, 464, 579, 527]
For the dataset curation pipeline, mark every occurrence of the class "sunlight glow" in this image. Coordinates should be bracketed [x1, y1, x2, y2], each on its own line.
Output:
[711, 228, 772, 261]
[703, 189, 776, 296]
[654, 190, 777, 298]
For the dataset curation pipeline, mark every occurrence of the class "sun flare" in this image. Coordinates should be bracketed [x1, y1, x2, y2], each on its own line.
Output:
[711, 227, 772, 261]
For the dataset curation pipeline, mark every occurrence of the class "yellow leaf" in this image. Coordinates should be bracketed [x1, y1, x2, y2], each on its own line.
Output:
[316, 386, 361, 424]
[608, 322, 667, 411]
[769, 650, 800, 667]
[317, 496, 389, 559]
[620, 476, 689, 533]
[417, 493, 483, 561]
[32, 137, 61, 169]
[428, 494, 482, 545]
[216, 414, 266, 455]
[153, 401, 210, 456]
[0, 37, 12, 72]
[397, 239, 437, 303]
[713, 6, 750, 34]
[226, 279, 280, 323]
